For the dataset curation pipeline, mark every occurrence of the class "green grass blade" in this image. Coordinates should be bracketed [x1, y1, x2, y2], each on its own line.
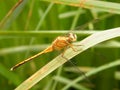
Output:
[62, 59, 120, 90]
[53, 76, 91, 90]
[42, 0, 120, 14]
[0, 30, 97, 38]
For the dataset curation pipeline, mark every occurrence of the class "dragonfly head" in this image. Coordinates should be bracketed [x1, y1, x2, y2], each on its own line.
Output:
[67, 33, 77, 42]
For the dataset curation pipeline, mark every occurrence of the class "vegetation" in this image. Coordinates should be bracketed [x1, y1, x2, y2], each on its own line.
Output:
[0, 0, 120, 90]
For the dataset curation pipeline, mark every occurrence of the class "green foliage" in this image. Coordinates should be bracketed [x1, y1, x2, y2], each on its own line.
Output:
[0, 0, 120, 90]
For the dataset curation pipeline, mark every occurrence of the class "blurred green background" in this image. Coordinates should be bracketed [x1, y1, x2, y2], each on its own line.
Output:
[0, 0, 120, 90]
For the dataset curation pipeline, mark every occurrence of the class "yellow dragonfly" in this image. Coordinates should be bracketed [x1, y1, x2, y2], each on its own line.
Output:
[10, 33, 77, 71]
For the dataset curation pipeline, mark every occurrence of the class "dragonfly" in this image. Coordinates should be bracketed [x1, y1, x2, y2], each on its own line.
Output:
[10, 32, 92, 85]
[10, 32, 78, 71]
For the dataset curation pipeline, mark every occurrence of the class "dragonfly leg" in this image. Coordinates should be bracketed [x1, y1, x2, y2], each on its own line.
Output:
[69, 44, 83, 52]
[61, 48, 68, 60]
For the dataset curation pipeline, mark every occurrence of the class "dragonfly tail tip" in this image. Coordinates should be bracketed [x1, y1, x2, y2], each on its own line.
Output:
[10, 68, 14, 71]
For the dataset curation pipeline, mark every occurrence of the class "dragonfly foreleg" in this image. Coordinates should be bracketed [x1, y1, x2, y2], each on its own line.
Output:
[69, 44, 83, 52]
[61, 48, 69, 60]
